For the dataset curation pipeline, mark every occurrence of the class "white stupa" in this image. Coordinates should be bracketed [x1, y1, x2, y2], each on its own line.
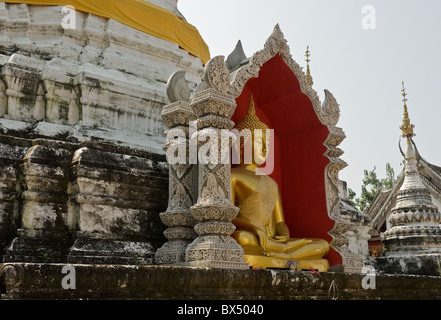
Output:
[0, 0, 208, 153]
[378, 82, 441, 275]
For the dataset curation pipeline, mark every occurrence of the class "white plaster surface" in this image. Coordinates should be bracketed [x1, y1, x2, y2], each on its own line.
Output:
[0, 3, 204, 154]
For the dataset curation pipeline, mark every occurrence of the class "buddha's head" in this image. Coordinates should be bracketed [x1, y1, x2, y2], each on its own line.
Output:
[234, 95, 271, 166]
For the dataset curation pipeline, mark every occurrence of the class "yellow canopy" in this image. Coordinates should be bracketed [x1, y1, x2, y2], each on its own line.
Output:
[4, 0, 210, 64]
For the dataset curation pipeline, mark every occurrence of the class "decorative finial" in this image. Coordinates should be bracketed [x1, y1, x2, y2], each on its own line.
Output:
[305, 46, 314, 86]
[166, 70, 191, 103]
[400, 81, 415, 139]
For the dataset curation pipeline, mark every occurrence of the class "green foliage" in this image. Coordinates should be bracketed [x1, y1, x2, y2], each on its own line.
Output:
[40, 252, 50, 263]
[128, 255, 139, 265]
[381, 163, 396, 190]
[348, 163, 397, 212]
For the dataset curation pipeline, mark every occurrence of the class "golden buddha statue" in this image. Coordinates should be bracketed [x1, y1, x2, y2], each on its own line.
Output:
[231, 95, 330, 271]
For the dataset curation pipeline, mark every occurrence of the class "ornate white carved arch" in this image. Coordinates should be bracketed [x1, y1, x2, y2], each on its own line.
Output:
[170, 24, 369, 272]
[224, 25, 367, 272]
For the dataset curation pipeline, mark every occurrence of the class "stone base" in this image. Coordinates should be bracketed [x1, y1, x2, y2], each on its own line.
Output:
[154, 240, 191, 265]
[3, 229, 74, 263]
[375, 253, 441, 276]
[244, 254, 329, 272]
[3, 263, 441, 301]
[67, 237, 158, 265]
[186, 260, 249, 269]
[185, 236, 249, 270]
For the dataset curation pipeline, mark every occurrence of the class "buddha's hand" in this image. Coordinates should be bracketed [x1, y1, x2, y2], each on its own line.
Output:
[290, 239, 313, 249]
[275, 222, 290, 242]
[273, 235, 289, 243]
[256, 229, 269, 252]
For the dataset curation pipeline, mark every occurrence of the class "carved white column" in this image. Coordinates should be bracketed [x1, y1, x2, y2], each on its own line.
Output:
[184, 57, 248, 269]
[4, 139, 76, 263]
[0, 136, 32, 257]
[155, 72, 198, 264]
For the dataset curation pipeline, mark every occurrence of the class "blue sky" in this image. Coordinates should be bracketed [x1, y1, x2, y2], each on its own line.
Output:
[179, 0, 441, 196]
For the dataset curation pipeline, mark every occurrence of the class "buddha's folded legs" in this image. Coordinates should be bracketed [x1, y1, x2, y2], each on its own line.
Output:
[232, 230, 262, 255]
[265, 238, 330, 261]
[233, 230, 299, 254]
[232, 230, 330, 261]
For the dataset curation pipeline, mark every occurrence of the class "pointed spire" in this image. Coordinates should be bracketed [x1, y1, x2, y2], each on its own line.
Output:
[247, 93, 257, 115]
[305, 45, 314, 86]
[236, 94, 269, 133]
[400, 81, 415, 139]
[226, 40, 249, 72]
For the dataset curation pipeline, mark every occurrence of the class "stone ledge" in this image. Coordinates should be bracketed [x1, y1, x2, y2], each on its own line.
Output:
[1, 263, 441, 300]
[375, 254, 441, 276]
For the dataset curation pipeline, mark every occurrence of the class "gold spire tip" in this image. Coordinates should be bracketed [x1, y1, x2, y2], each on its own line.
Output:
[400, 81, 415, 138]
[401, 81, 408, 106]
[305, 45, 311, 63]
[305, 45, 313, 86]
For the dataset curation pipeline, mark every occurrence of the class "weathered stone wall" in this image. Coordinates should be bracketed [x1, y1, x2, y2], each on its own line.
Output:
[0, 2, 210, 268]
[1, 263, 441, 300]
[0, 135, 168, 265]
[0, 135, 32, 253]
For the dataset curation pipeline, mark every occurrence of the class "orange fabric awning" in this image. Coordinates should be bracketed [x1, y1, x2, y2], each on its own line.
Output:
[5, 0, 210, 64]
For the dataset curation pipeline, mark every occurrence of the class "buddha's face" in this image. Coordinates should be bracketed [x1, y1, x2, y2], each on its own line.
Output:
[252, 130, 270, 165]
[234, 128, 271, 167]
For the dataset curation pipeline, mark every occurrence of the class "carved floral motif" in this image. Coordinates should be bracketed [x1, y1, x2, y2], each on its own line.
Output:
[184, 71, 248, 269]
[155, 102, 198, 265]
[206, 56, 231, 93]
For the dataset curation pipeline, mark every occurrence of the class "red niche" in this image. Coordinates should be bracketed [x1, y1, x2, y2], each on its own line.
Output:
[232, 55, 341, 266]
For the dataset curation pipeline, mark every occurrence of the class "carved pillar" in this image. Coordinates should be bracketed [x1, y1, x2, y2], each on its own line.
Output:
[43, 75, 80, 126]
[0, 136, 32, 256]
[184, 57, 248, 269]
[4, 139, 76, 263]
[154, 83, 198, 264]
[321, 91, 370, 273]
[67, 141, 168, 265]
[1, 54, 45, 122]
[0, 78, 6, 117]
